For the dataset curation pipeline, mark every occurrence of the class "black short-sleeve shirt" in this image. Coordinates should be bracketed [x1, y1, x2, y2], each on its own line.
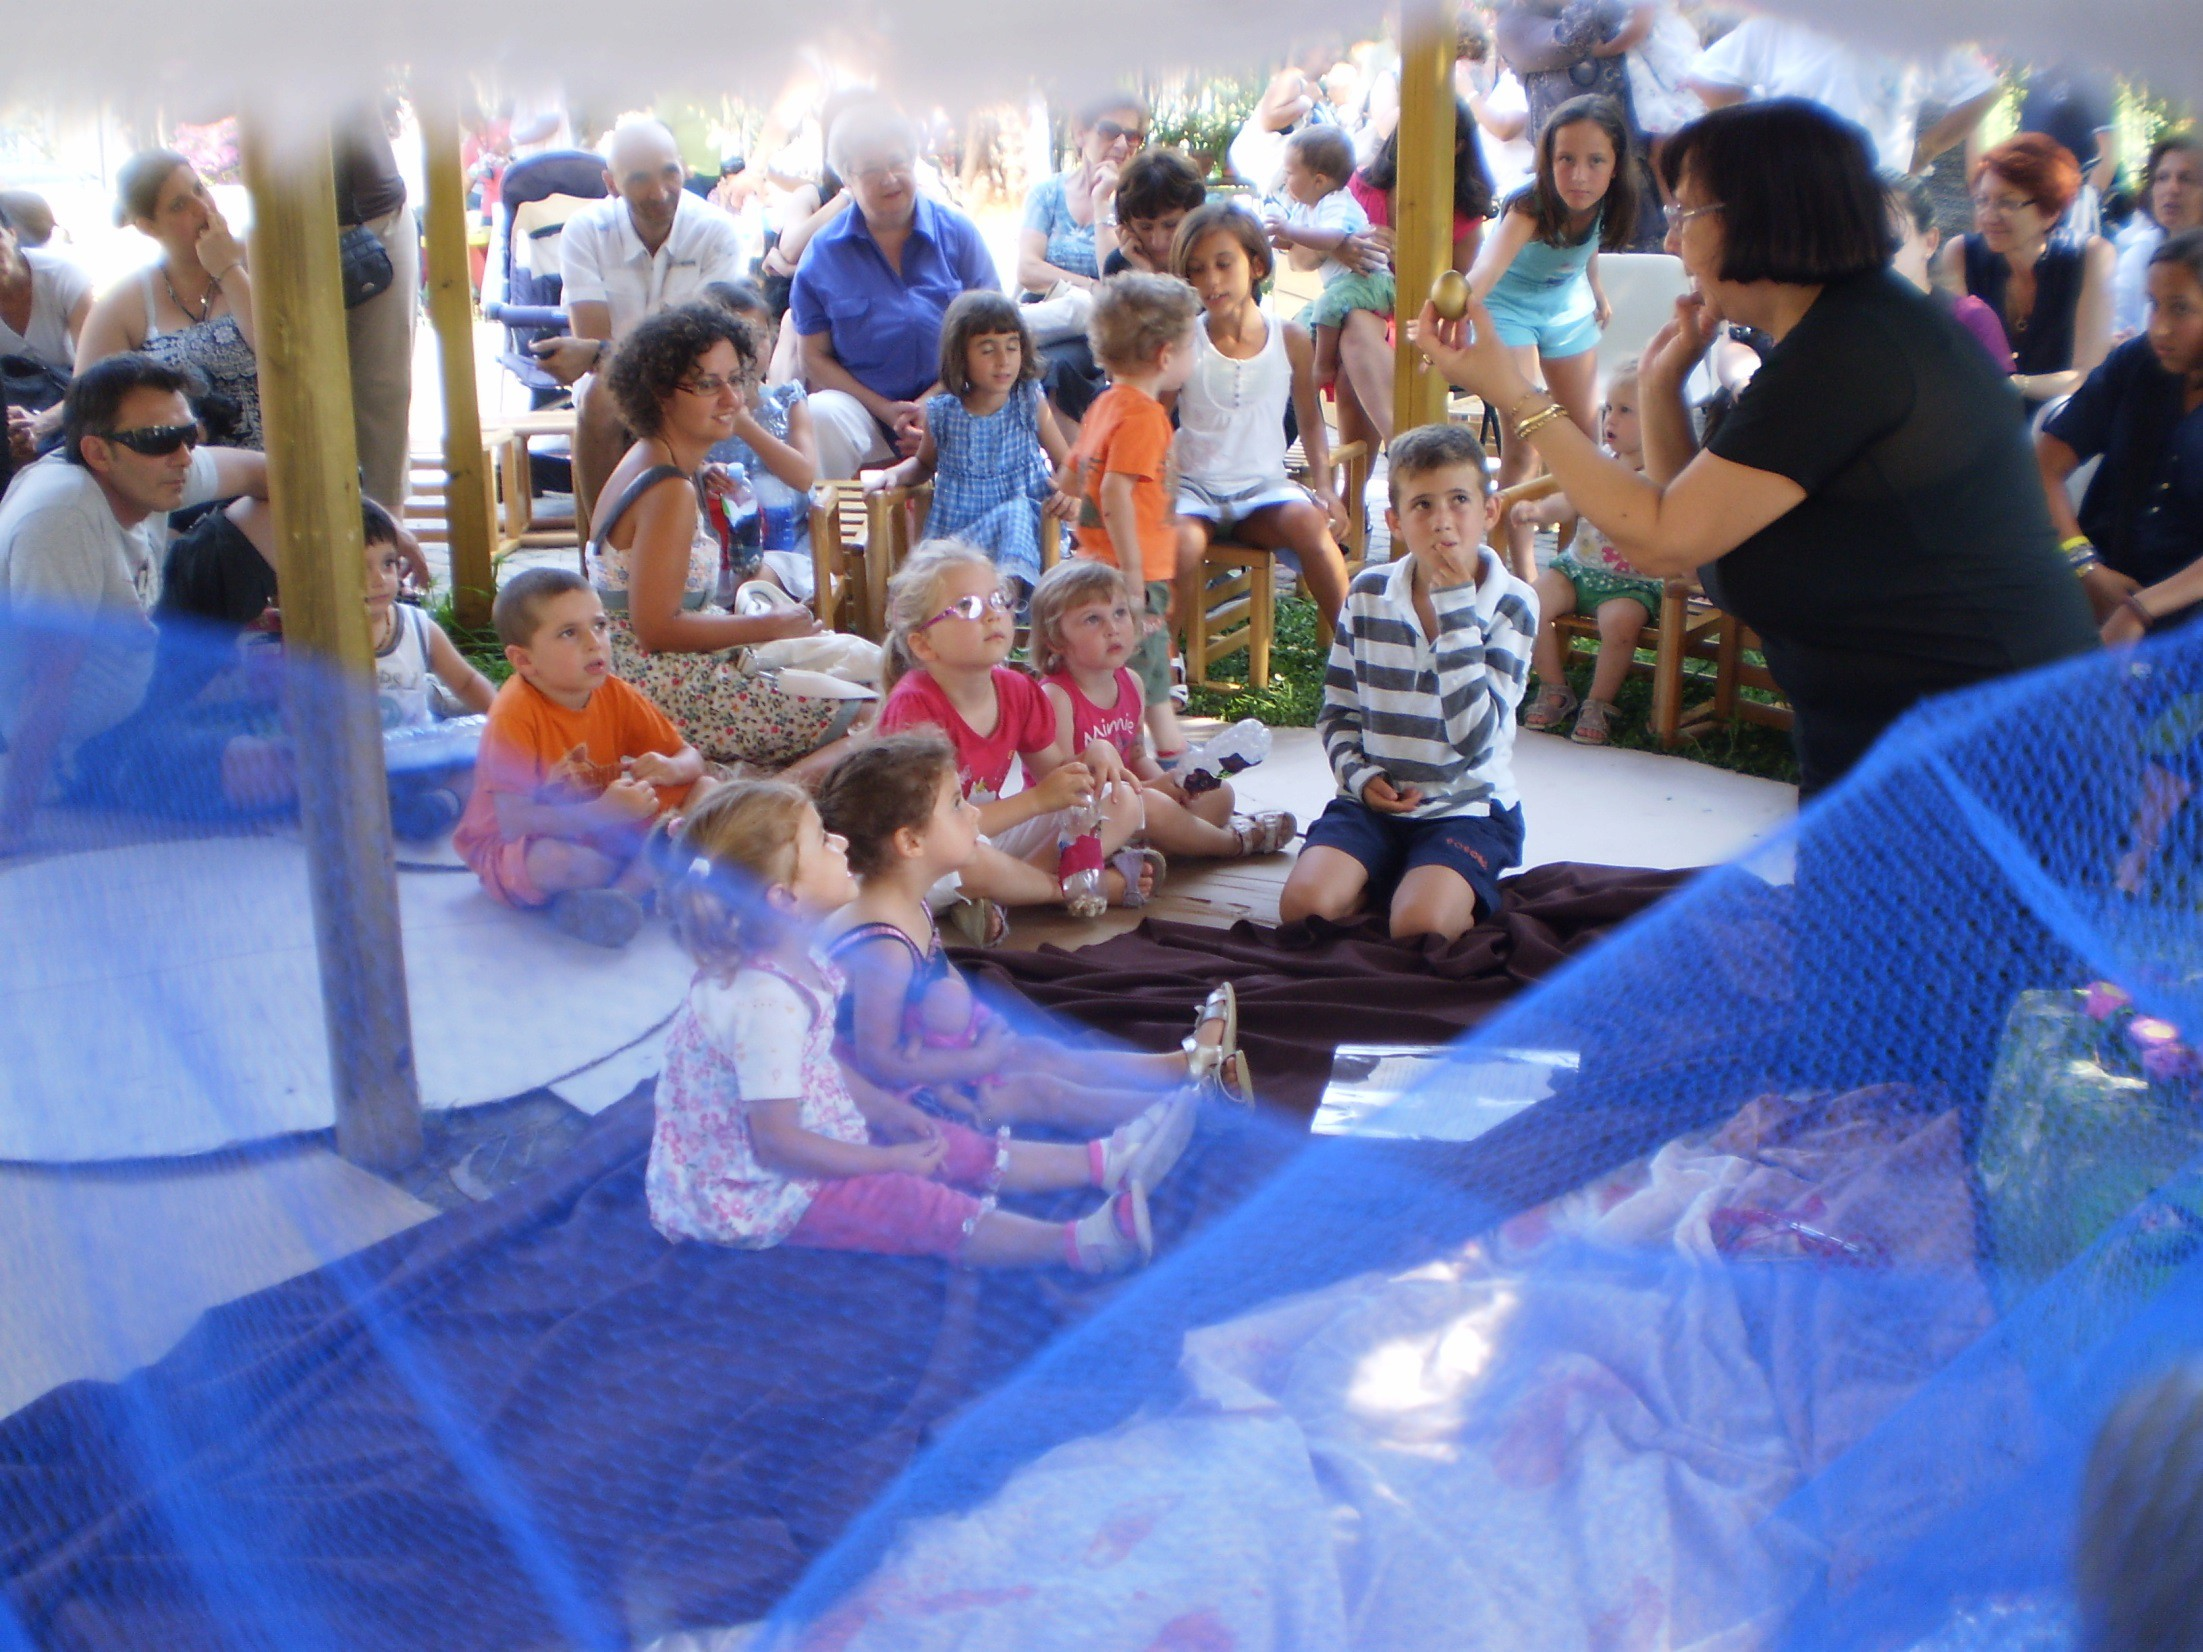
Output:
[1703, 270, 2098, 792]
[2045, 335, 2203, 596]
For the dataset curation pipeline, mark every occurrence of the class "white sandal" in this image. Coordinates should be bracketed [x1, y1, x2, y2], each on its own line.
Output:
[1230, 811, 1297, 857]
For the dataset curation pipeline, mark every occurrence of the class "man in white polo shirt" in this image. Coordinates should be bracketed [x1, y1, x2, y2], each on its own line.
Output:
[535, 118, 744, 519]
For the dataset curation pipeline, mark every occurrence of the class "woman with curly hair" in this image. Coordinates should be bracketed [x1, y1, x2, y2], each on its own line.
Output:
[590, 301, 872, 773]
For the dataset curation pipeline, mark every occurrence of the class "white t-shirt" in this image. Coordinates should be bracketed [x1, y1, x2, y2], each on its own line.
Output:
[2111, 218, 2164, 339]
[1278, 189, 1371, 288]
[0, 449, 219, 754]
[558, 190, 746, 341]
[1689, 18, 1995, 173]
[0, 248, 92, 374]
[375, 602, 436, 729]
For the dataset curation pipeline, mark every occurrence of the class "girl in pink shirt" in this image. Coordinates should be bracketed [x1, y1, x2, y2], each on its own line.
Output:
[875, 540, 1161, 912]
[1029, 559, 1295, 860]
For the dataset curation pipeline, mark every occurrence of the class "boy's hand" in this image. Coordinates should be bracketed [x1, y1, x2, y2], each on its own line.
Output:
[597, 775, 661, 824]
[1035, 761, 1097, 812]
[882, 1132, 948, 1178]
[1362, 773, 1424, 815]
[625, 751, 685, 787]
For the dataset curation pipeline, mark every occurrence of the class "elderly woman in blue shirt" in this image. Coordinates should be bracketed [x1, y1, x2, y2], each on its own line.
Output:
[790, 102, 1001, 479]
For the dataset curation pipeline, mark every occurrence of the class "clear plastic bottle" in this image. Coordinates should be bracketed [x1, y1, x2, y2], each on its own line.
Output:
[1057, 791, 1108, 917]
[709, 464, 761, 607]
[1177, 718, 1271, 796]
[383, 713, 487, 776]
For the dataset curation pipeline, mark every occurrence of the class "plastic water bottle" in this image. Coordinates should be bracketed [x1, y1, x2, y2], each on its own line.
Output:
[709, 464, 761, 606]
[1057, 792, 1107, 918]
[758, 492, 805, 552]
[1178, 718, 1271, 796]
[383, 713, 486, 776]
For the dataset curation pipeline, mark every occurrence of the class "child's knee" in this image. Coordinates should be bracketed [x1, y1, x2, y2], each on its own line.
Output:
[1280, 866, 1358, 925]
[1174, 522, 1209, 574]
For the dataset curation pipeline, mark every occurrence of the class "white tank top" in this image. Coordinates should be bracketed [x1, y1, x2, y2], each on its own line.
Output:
[375, 604, 436, 729]
[1174, 304, 1292, 498]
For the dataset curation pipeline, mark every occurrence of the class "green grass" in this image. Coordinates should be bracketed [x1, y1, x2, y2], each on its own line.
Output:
[425, 589, 513, 686]
[1189, 595, 1802, 788]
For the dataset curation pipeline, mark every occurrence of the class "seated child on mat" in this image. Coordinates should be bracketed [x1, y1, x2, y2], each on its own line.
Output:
[818, 731, 1251, 1133]
[1280, 423, 1538, 944]
[876, 538, 1160, 917]
[210, 500, 496, 838]
[1027, 558, 1295, 861]
[453, 567, 705, 949]
[646, 779, 1181, 1275]
[1515, 357, 1667, 747]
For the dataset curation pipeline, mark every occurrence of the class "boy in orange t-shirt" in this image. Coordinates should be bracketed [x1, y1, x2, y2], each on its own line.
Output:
[453, 567, 704, 947]
[1069, 271, 1202, 758]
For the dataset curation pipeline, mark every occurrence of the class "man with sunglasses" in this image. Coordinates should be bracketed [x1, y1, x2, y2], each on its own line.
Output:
[0, 352, 266, 850]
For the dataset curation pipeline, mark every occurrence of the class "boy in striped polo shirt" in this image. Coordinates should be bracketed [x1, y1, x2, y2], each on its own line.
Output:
[1281, 423, 1538, 942]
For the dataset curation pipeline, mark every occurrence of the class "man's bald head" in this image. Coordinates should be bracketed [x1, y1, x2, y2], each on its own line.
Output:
[603, 119, 686, 246]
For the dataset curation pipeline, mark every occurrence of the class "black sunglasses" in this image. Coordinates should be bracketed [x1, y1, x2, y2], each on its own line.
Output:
[99, 423, 202, 457]
[1096, 119, 1148, 142]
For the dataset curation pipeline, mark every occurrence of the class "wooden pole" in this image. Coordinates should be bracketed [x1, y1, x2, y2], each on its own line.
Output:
[420, 103, 498, 631]
[1393, 0, 1456, 437]
[242, 118, 424, 1173]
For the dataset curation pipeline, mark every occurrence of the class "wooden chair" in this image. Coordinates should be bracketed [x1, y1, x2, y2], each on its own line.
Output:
[1187, 439, 1370, 691]
[808, 480, 879, 637]
[1713, 621, 1795, 736]
[1492, 474, 1733, 748]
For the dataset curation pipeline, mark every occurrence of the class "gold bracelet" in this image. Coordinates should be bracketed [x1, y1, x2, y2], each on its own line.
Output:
[1508, 387, 1551, 425]
[1514, 403, 1570, 442]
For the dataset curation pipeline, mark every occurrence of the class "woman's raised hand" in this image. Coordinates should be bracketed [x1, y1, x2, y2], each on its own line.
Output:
[197, 206, 246, 278]
[1405, 294, 1532, 408]
[1643, 294, 1719, 392]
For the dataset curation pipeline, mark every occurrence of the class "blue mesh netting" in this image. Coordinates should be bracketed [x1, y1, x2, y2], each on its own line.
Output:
[3, 598, 2201, 1650]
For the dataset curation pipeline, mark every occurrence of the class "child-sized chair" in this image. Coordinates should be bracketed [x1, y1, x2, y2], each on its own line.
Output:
[808, 481, 879, 637]
[1186, 440, 1369, 691]
[1491, 474, 1731, 749]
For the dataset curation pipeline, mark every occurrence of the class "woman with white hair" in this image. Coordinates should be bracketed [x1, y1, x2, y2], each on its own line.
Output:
[788, 101, 1001, 478]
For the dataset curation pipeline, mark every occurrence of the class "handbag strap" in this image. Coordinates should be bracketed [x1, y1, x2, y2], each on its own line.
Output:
[589, 464, 691, 555]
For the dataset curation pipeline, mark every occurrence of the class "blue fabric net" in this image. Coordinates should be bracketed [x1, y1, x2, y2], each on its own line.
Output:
[3, 598, 2201, 1650]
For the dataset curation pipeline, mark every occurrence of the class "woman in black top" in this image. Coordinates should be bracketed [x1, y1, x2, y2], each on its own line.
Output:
[1940, 132, 2115, 411]
[1412, 98, 2099, 796]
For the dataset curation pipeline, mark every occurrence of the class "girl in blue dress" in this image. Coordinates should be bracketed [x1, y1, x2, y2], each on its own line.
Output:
[870, 292, 1076, 593]
[1467, 93, 1640, 578]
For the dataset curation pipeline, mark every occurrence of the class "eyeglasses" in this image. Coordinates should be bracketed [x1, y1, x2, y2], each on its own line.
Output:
[1096, 119, 1148, 143]
[676, 375, 737, 398]
[919, 589, 1014, 628]
[1972, 191, 2036, 218]
[99, 422, 201, 456]
[1667, 201, 1724, 228]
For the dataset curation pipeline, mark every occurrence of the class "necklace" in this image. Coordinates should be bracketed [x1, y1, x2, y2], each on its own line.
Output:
[161, 263, 215, 325]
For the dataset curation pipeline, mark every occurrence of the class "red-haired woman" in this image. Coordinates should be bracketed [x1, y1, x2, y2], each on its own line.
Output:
[1941, 132, 2116, 409]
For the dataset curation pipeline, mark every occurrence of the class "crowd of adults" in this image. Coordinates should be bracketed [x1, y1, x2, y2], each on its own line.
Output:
[0, 6, 2200, 845]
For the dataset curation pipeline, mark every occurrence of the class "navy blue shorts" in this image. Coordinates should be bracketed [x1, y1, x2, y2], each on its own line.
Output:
[1302, 797, 1525, 919]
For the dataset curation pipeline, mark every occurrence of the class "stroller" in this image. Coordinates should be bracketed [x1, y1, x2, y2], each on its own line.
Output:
[480, 149, 608, 501]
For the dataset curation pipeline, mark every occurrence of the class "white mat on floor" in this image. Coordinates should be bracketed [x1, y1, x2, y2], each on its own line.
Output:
[0, 837, 693, 1163]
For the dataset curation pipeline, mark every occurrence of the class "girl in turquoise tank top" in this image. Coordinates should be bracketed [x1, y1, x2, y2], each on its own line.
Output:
[1467, 94, 1641, 579]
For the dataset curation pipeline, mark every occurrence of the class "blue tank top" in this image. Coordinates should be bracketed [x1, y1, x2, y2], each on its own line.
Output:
[1488, 210, 1601, 317]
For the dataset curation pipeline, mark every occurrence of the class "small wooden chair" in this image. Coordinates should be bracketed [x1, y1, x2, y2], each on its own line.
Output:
[808, 480, 879, 637]
[1713, 621, 1796, 736]
[1492, 474, 1731, 748]
[1186, 439, 1370, 691]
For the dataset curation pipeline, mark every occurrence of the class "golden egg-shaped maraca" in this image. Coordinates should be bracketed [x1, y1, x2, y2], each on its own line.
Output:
[1430, 269, 1471, 321]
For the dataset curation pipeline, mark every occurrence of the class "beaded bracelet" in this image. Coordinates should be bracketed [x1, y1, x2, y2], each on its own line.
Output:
[2122, 593, 2155, 631]
[2060, 533, 2100, 574]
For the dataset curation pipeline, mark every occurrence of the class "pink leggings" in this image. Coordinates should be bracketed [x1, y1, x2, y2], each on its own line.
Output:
[785, 1121, 1008, 1260]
